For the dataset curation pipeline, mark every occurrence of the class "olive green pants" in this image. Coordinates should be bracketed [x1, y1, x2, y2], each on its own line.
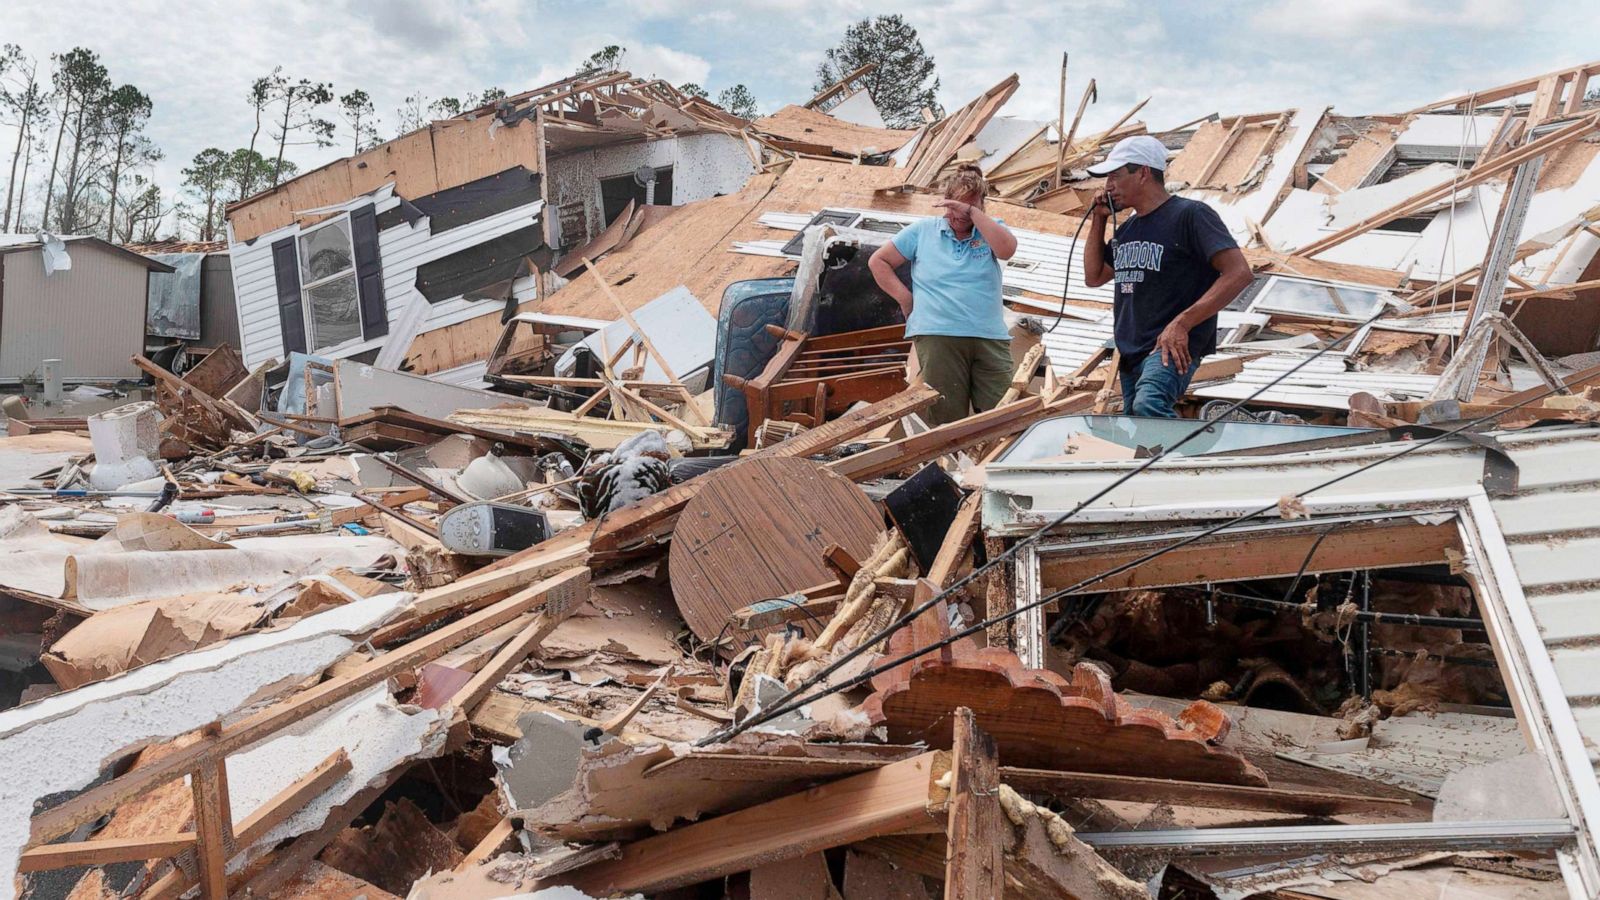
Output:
[912, 335, 1014, 426]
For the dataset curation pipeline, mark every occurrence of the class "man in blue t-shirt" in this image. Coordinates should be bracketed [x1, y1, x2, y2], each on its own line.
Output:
[1083, 136, 1253, 418]
[868, 165, 1020, 426]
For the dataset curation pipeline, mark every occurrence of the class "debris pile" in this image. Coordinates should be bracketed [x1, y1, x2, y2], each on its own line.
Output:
[1, 54, 1599, 900]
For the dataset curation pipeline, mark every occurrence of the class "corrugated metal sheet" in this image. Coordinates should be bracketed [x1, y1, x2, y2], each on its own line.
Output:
[0, 240, 148, 381]
[227, 184, 545, 371]
[1191, 355, 1440, 410]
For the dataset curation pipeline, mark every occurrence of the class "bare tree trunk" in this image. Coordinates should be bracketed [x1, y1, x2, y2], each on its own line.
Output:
[41, 90, 71, 231]
[59, 95, 92, 233]
[15, 136, 32, 231]
[104, 133, 125, 241]
[3, 101, 30, 232]
[272, 96, 291, 188]
[202, 192, 216, 241]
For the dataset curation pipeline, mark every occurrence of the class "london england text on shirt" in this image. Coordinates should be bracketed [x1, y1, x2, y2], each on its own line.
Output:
[1114, 240, 1165, 293]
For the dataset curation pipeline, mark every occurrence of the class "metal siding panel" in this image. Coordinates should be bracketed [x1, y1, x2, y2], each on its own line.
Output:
[1506, 536, 1600, 592]
[1491, 484, 1600, 537]
[1529, 588, 1600, 645]
[0, 242, 147, 381]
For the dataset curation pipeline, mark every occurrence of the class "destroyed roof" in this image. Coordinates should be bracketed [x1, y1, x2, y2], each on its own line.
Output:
[537, 158, 1085, 319]
[123, 239, 228, 255]
[754, 104, 918, 157]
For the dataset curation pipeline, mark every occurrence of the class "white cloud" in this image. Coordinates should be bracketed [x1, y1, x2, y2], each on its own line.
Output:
[1, 0, 1595, 239]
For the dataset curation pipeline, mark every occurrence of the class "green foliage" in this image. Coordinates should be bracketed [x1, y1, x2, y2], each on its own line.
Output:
[814, 15, 943, 128]
[716, 83, 758, 119]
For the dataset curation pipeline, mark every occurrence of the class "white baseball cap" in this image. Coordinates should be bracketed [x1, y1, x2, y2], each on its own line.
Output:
[1087, 135, 1170, 175]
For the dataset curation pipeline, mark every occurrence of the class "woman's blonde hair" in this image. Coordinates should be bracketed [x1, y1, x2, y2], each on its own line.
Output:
[943, 163, 987, 202]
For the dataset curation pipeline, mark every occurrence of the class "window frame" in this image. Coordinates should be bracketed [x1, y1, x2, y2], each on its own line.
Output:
[296, 214, 363, 352]
[1246, 274, 1397, 324]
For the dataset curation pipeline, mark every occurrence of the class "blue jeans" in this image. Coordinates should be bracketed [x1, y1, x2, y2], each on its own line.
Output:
[1119, 353, 1197, 418]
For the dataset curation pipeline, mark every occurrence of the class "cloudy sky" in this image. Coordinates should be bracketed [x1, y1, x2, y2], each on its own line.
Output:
[4, 0, 1597, 235]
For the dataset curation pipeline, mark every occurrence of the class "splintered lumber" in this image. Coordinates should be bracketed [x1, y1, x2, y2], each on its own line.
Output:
[190, 751, 234, 898]
[902, 75, 1021, 189]
[864, 647, 1268, 787]
[27, 569, 588, 849]
[944, 709, 1003, 900]
[590, 384, 940, 557]
[451, 568, 593, 712]
[1000, 767, 1411, 817]
[926, 492, 982, 588]
[1296, 112, 1600, 258]
[996, 785, 1147, 900]
[141, 750, 354, 899]
[17, 834, 197, 872]
[827, 390, 1094, 483]
[557, 751, 950, 895]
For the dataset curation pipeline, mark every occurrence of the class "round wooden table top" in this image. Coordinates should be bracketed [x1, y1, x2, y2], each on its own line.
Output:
[669, 456, 885, 642]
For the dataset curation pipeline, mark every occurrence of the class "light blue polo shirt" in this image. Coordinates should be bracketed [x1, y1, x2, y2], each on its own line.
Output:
[891, 216, 1010, 340]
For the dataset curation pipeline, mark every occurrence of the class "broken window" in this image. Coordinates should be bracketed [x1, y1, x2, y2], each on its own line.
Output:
[297, 217, 362, 351]
[1249, 275, 1391, 322]
[600, 167, 674, 227]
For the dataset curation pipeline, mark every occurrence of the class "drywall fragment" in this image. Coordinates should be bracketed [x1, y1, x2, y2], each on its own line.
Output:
[65, 533, 400, 610]
[225, 683, 448, 861]
[497, 712, 597, 813]
[0, 592, 410, 899]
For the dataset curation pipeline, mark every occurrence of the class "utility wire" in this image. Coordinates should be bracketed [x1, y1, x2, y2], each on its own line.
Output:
[697, 303, 1393, 745]
[700, 375, 1578, 744]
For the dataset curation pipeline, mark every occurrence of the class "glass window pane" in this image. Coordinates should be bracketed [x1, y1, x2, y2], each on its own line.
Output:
[1255, 278, 1385, 320]
[305, 274, 361, 350]
[298, 219, 353, 283]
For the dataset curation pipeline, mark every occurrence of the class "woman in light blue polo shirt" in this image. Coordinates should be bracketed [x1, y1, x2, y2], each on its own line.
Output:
[868, 164, 1019, 425]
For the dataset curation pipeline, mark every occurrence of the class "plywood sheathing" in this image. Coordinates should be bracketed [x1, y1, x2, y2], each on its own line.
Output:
[1314, 120, 1406, 195]
[227, 115, 542, 244]
[1537, 138, 1600, 192]
[755, 105, 918, 157]
[1166, 112, 1295, 193]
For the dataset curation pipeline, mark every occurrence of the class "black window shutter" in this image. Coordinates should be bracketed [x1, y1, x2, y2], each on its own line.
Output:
[350, 204, 389, 339]
[271, 236, 307, 355]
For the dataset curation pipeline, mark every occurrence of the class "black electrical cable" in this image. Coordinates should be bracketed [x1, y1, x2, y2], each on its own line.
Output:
[1280, 525, 1337, 604]
[700, 377, 1581, 744]
[1207, 588, 1484, 629]
[695, 303, 1395, 746]
[1045, 195, 1116, 336]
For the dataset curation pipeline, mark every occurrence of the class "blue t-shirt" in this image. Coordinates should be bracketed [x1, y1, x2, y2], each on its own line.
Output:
[890, 216, 1010, 341]
[1110, 196, 1237, 364]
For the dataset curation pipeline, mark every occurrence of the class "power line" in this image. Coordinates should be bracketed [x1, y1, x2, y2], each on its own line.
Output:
[696, 304, 1392, 745]
[702, 376, 1578, 743]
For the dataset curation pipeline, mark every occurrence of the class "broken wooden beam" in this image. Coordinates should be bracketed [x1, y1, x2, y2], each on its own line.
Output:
[944, 708, 1003, 899]
[556, 751, 950, 895]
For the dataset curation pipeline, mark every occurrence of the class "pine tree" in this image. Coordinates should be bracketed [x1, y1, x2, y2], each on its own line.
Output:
[814, 15, 943, 129]
[716, 84, 758, 119]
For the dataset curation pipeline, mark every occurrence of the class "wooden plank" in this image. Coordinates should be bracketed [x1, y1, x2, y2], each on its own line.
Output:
[926, 492, 982, 589]
[590, 384, 940, 557]
[455, 568, 592, 713]
[190, 753, 233, 899]
[557, 752, 950, 895]
[943, 709, 1003, 900]
[828, 391, 1094, 483]
[27, 570, 587, 849]
[1296, 113, 1600, 258]
[585, 256, 682, 386]
[669, 457, 884, 642]
[17, 834, 196, 872]
[141, 751, 355, 899]
[1034, 518, 1460, 591]
[1001, 767, 1412, 817]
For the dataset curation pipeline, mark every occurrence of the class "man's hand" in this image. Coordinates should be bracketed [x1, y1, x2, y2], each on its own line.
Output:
[932, 198, 971, 216]
[1090, 190, 1113, 220]
[1156, 320, 1192, 373]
